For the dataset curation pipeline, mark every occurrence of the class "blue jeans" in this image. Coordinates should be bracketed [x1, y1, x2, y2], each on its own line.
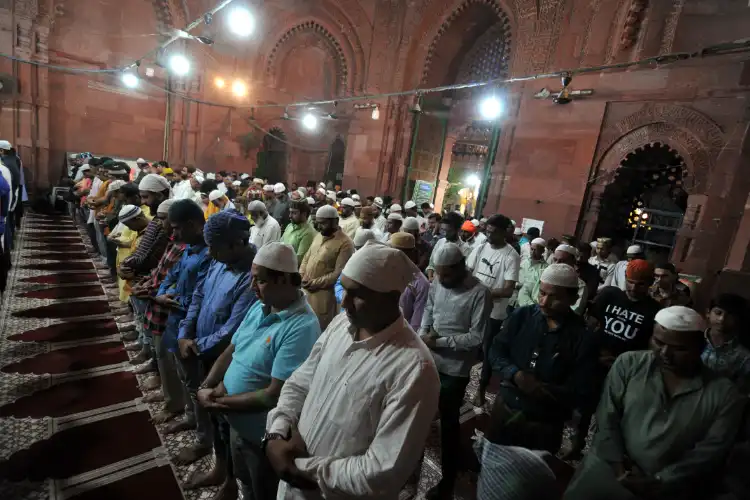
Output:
[129, 297, 152, 347]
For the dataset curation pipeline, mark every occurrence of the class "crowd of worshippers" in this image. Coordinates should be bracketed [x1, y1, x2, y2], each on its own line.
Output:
[63, 153, 750, 500]
[0, 140, 29, 295]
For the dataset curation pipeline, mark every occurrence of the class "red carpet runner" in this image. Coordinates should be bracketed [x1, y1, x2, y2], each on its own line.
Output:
[0, 213, 188, 499]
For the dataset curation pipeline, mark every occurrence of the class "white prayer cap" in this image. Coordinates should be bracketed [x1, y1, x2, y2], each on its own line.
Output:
[326, 190, 335, 197]
[471, 219, 480, 226]
[316, 205, 339, 219]
[106, 180, 126, 193]
[433, 242, 464, 266]
[589, 241, 598, 249]
[430, 203, 435, 209]
[655, 306, 705, 332]
[0, 140, 12, 150]
[513, 227, 522, 236]
[297, 187, 308, 196]
[626, 244, 644, 255]
[263, 184, 274, 192]
[209, 190, 224, 202]
[390, 203, 403, 213]
[79, 165, 91, 172]
[253, 177, 263, 184]
[540, 263, 579, 288]
[511, 219, 516, 226]
[318, 182, 326, 188]
[480, 217, 488, 223]
[352, 194, 361, 201]
[274, 182, 286, 194]
[402, 216, 420, 231]
[305, 197, 315, 205]
[118, 204, 142, 223]
[387, 212, 403, 221]
[136, 157, 147, 164]
[555, 244, 578, 257]
[342, 240, 419, 293]
[254, 242, 298, 274]
[206, 172, 216, 180]
[157, 198, 177, 215]
[194, 175, 205, 184]
[317, 187, 326, 195]
[374, 197, 383, 208]
[248, 200, 266, 212]
[404, 200, 417, 210]
[139, 173, 171, 193]
[240, 173, 250, 180]
[326, 192, 337, 202]
[531, 237, 546, 247]
[341, 197, 356, 207]
[232, 180, 241, 186]
[353, 228, 377, 248]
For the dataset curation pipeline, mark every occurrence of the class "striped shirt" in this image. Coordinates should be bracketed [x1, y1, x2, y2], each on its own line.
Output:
[122, 217, 168, 275]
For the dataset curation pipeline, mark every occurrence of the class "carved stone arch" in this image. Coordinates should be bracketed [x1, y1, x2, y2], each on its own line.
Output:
[420, 0, 514, 85]
[262, 19, 360, 97]
[593, 104, 726, 195]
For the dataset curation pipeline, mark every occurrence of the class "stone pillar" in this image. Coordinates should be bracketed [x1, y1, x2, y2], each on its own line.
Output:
[0, 0, 52, 191]
[433, 135, 456, 211]
[578, 184, 606, 243]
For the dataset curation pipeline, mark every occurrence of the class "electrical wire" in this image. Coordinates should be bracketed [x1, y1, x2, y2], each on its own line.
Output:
[1, 39, 748, 110]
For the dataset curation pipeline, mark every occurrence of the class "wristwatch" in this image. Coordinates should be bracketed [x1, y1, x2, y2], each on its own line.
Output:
[261, 432, 286, 451]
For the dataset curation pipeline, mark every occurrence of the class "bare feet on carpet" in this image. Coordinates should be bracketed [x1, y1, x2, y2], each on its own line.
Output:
[125, 342, 142, 352]
[142, 391, 164, 403]
[134, 361, 157, 375]
[140, 376, 161, 391]
[164, 418, 196, 435]
[174, 444, 212, 466]
[120, 329, 137, 338]
[129, 351, 151, 365]
[151, 409, 180, 424]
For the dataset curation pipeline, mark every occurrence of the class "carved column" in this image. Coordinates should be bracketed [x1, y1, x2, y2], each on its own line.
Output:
[433, 135, 456, 211]
[578, 184, 606, 242]
[0, 0, 52, 191]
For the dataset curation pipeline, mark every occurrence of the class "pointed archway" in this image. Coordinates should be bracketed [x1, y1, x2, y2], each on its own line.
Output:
[594, 143, 688, 260]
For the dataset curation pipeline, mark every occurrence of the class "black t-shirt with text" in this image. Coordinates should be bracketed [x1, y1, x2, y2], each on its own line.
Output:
[591, 286, 662, 356]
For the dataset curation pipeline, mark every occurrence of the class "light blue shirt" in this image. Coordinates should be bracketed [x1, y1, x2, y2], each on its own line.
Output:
[223, 294, 320, 442]
[178, 253, 257, 354]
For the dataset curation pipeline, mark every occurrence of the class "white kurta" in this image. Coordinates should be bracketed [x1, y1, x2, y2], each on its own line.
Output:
[172, 179, 195, 200]
[373, 215, 387, 234]
[86, 177, 103, 224]
[339, 214, 359, 241]
[267, 313, 440, 499]
[606, 260, 628, 291]
[588, 254, 617, 290]
[250, 215, 281, 248]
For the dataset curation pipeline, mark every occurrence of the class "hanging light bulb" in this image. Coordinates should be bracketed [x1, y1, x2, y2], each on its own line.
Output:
[301, 113, 318, 131]
[371, 106, 380, 120]
[121, 72, 139, 88]
[479, 95, 503, 120]
[169, 54, 190, 76]
[231, 80, 247, 97]
[214, 77, 225, 88]
[228, 7, 255, 37]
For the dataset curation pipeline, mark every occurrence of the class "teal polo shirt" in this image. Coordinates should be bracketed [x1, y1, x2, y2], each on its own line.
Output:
[223, 293, 320, 443]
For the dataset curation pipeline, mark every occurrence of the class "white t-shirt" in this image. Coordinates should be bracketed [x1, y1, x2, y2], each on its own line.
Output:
[467, 243, 520, 320]
[250, 215, 281, 248]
